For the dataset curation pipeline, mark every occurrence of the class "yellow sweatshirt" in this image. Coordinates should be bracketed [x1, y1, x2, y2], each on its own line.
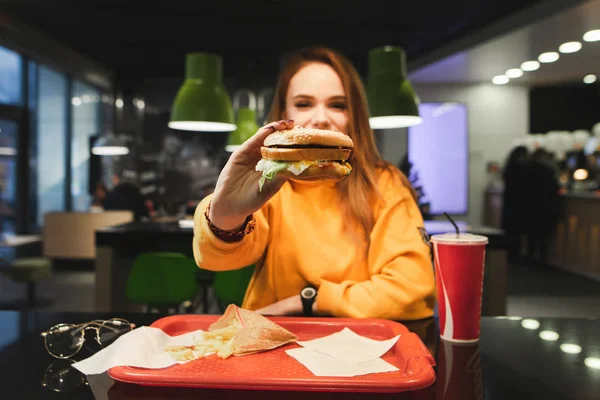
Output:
[193, 168, 436, 320]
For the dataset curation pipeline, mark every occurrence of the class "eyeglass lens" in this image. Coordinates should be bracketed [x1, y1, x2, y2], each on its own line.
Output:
[44, 324, 84, 359]
[98, 319, 133, 346]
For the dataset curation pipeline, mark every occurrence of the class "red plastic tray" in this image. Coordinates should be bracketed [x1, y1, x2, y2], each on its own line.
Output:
[108, 315, 436, 393]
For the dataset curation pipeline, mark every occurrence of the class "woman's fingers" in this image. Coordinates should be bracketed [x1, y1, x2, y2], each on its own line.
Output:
[238, 119, 294, 155]
[210, 119, 295, 218]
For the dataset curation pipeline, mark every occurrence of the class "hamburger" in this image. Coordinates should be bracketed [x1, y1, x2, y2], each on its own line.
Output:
[256, 126, 354, 190]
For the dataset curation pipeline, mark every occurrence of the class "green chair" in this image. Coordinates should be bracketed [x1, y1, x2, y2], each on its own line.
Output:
[1, 257, 52, 308]
[126, 252, 199, 313]
[212, 264, 255, 312]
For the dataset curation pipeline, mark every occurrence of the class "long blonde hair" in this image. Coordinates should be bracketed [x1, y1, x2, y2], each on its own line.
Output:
[267, 46, 417, 248]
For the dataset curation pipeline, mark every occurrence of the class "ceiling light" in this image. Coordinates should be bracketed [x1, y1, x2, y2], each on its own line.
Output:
[367, 46, 422, 129]
[492, 75, 509, 85]
[584, 357, 600, 369]
[538, 52, 559, 63]
[0, 147, 17, 156]
[506, 69, 523, 78]
[573, 169, 588, 181]
[369, 116, 423, 129]
[559, 41, 582, 53]
[584, 74, 597, 84]
[92, 134, 129, 156]
[169, 52, 236, 132]
[583, 29, 600, 42]
[560, 344, 582, 354]
[91, 146, 130, 156]
[521, 319, 540, 330]
[539, 330, 560, 341]
[115, 98, 124, 109]
[71, 97, 82, 106]
[521, 61, 540, 71]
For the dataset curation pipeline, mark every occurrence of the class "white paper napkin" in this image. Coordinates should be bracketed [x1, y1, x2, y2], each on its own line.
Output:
[72, 326, 204, 375]
[296, 327, 400, 365]
[286, 348, 398, 377]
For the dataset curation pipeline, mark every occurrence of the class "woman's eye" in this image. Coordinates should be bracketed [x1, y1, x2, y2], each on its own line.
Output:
[330, 102, 347, 110]
[295, 102, 311, 108]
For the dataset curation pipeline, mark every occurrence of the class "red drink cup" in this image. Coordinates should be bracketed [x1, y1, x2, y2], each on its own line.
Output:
[430, 233, 488, 343]
[436, 340, 484, 400]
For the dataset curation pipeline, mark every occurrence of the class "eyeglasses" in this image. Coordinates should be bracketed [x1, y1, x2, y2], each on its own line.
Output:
[41, 319, 135, 359]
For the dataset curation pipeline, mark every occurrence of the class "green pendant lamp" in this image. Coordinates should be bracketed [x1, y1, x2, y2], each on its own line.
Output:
[367, 46, 422, 129]
[91, 133, 129, 156]
[226, 108, 260, 152]
[169, 52, 236, 132]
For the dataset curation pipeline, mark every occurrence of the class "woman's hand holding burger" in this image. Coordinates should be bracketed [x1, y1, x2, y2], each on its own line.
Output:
[208, 119, 295, 231]
[209, 118, 354, 232]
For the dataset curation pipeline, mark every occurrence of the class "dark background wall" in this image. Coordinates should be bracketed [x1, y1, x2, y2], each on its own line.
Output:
[529, 83, 600, 133]
[94, 79, 278, 215]
[141, 79, 277, 213]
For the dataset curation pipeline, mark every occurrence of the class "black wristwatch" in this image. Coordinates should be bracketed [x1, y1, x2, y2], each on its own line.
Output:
[300, 286, 317, 317]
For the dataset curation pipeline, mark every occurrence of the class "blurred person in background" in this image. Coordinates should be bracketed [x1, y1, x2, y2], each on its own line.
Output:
[91, 181, 109, 209]
[522, 148, 560, 267]
[103, 173, 150, 221]
[501, 146, 529, 264]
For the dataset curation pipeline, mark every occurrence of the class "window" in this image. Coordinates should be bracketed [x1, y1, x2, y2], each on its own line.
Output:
[71, 80, 101, 211]
[408, 102, 468, 215]
[0, 119, 18, 235]
[36, 66, 67, 226]
[0, 46, 22, 106]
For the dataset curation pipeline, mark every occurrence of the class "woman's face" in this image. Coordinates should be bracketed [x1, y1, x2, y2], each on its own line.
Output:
[283, 62, 349, 134]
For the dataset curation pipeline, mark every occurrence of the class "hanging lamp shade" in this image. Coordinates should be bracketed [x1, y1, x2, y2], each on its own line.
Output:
[367, 46, 422, 129]
[91, 133, 129, 156]
[226, 108, 260, 152]
[168, 52, 236, 132]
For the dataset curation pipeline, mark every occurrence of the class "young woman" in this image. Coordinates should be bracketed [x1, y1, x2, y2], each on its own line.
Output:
[193, 46, 435, 320]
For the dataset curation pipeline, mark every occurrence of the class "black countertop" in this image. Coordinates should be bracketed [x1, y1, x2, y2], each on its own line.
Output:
[1, 311, 598, 399]
[96, 221, 193, 239]
[96, 221, 505, 248]
[487, 186, 600, 201]
[560, 191, 600, 200]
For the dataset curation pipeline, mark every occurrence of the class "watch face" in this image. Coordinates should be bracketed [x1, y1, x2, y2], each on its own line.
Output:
[301, 287, 316, 299]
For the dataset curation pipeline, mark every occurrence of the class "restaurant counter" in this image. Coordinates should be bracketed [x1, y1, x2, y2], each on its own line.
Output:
[484, 188, 600, 281]
[552, 192, 600, 282]
[0, 310, 598, 399]
[95, 221, 507, 315]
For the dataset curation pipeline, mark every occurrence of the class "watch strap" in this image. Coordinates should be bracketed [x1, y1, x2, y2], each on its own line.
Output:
[301, 286, 317, 317]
